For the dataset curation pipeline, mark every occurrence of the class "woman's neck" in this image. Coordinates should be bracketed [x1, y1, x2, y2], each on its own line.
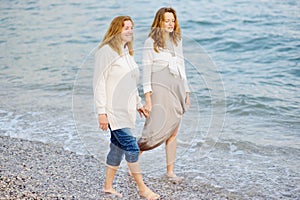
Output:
[122, 41, 127, 48]
[164, 31, 171, 40]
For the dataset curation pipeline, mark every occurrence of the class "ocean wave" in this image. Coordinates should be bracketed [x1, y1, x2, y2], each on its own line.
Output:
[226, 94, 296, 117]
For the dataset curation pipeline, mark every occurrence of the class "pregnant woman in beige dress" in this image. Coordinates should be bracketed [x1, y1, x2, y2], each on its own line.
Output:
[138, 7, 191, 183]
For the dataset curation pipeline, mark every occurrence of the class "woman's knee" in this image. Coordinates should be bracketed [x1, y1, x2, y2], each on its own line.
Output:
[124, 141, 140, 163]
[106, 143, 124, 166]
[166, 127, 179, 143]
[166, 133, 177, 144]
[125, 148, 140, 163]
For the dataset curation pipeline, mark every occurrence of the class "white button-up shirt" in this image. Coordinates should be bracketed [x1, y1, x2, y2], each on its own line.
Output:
[93, 44, 142, 131]
[142, 37, 190, 94]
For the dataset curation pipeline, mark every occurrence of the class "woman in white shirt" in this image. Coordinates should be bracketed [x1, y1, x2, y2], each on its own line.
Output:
[94, 16, 159, 200]
[138, 7, 191, 183]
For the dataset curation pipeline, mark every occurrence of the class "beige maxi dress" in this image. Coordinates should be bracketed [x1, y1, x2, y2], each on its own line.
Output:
[138, 66, 187, 151]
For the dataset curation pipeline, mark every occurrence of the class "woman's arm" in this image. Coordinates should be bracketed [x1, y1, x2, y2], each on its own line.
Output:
[93, 46, 114, 130]
[185, 92, 191, 108]
[143, 38, 154, 94]
[177, 39, 190, 93]
[142, 39, 154, 116]
[144, 92, 152, 116]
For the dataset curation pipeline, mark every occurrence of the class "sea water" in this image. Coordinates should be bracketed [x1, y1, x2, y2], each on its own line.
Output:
[1, 0, 299, 199]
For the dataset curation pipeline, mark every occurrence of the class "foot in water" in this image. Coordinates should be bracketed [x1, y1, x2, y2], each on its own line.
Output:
[140, 187, 160, 200]
[102, 188, 122, 198]
[166, 173, 183, 184]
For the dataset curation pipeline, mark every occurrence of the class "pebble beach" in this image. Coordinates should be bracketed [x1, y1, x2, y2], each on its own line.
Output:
[0, 136, 242, 200]
[1, 0, 299, 199]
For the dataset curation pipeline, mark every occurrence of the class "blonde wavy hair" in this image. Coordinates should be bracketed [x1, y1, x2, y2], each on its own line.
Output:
[99, 16, 134, 56]
[149, 7, 181, 53]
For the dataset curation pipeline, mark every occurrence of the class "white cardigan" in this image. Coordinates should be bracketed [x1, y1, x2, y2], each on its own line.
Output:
[93, 44, 142, 131]
[142, 37, 190, 94]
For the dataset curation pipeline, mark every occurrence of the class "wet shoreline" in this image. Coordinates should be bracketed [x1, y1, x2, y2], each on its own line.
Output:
[0, 136, 242, 199]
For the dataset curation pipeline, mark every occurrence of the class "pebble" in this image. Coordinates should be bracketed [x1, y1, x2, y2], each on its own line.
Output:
[0, 136, 241, 199]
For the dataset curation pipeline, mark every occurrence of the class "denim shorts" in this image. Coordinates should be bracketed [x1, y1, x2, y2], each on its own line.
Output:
[106, 128, 140, 166]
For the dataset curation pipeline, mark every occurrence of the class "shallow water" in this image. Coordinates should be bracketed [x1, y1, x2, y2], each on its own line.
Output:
[1, 0, 299, 199]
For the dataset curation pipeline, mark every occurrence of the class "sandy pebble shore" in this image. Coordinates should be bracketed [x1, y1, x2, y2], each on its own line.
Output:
[0, 136, 241, 199]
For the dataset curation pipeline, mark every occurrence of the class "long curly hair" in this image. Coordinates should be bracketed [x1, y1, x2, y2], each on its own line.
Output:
[148, 7, 181, 53]
[99, 16, 134, 56]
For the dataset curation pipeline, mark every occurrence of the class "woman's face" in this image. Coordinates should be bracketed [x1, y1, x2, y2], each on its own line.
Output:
[163, 12, 175, 33]
[121, 20, 133, 44]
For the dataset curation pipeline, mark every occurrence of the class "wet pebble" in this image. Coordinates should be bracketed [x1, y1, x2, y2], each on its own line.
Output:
[1, 136, 241, 199]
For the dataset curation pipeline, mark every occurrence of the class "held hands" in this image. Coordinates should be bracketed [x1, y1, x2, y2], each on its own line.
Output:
[138, 107, 148, 118]
[137, 97, 152, 118]
[142, 92, 152, 118]
[98, 114, 109, 131]
[140, 101, 152, 118]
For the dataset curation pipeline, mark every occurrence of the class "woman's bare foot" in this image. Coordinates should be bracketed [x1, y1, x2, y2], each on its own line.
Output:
[102, 188, 122, 198]
[128, 170, 133, 177]
[166, 173, 183, 184]
[140, 187, 160, 200]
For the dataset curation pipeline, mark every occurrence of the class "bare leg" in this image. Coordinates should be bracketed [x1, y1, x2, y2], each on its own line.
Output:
[128, 151, 143, 176]
[139, 151, 143, 157]
[102, 165, 122, 197]
[127, 162, 160, 200]
[165, 126, 182, 183]
[166, 126, 179, 176]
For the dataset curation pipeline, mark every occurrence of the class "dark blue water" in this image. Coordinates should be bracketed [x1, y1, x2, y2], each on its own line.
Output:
[1, 0, 299, 198]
